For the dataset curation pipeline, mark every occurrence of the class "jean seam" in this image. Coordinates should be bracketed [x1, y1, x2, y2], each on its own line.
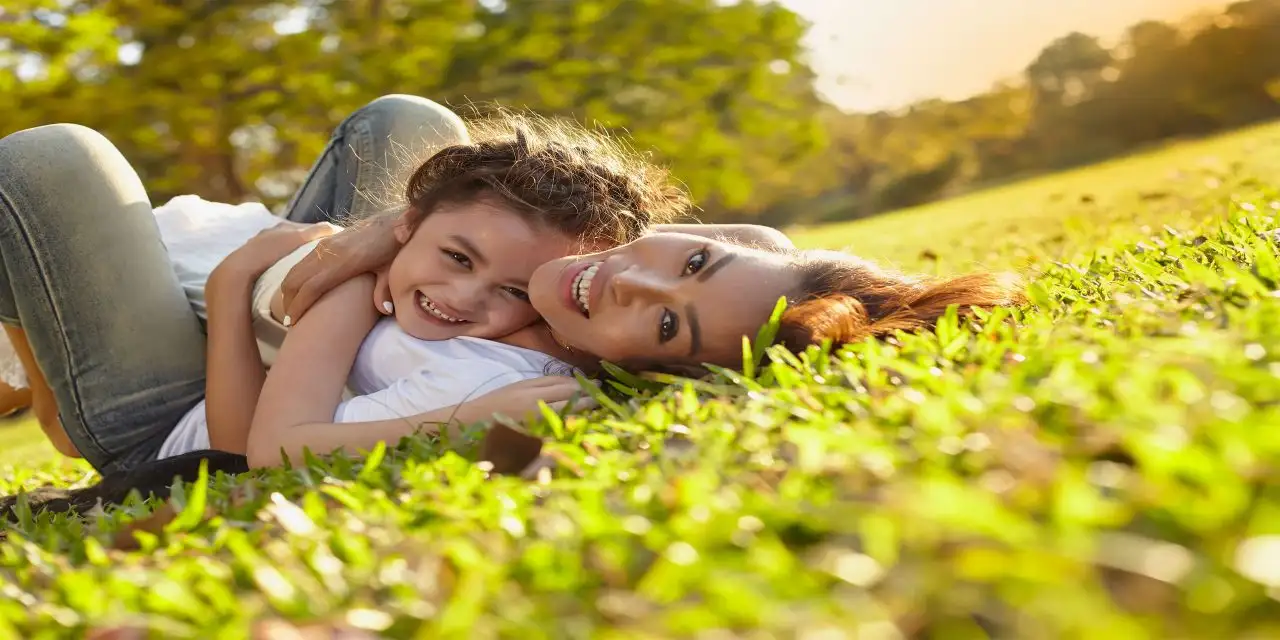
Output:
[0, 187, 110, 465]
[349, 116, 376, 219]
[286, 133, 342, 220]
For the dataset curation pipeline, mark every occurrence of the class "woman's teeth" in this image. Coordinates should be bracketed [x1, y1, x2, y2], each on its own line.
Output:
[573, 263, 600, 316]
[418, 293, 463, 323]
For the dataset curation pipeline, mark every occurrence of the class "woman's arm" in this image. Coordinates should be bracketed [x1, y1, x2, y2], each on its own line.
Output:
[652, 223, 794, 251]
[204, 221, 340, 453]
[203, 263, 268, 453]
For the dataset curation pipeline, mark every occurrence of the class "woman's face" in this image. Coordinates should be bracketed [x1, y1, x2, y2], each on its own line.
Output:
[528, 232, 800, 368]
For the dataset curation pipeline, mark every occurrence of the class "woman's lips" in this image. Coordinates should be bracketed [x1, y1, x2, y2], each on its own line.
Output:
[587, 261, 611, 317]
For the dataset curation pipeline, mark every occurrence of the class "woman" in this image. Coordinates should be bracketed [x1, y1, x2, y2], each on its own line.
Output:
[0, 215, 1025, 520]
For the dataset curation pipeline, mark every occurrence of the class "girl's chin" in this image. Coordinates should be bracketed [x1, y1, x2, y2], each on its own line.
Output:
[401, 320, 466, 341]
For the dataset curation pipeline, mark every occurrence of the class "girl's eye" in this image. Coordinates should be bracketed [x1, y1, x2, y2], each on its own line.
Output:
[658, 308, 679, 344]
[504, 287, 530, 302]
[682, 248, 709, 276]
[443, 250, 471, 268]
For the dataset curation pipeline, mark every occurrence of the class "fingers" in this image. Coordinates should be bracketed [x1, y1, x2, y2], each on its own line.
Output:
[280, 217, 401, 323]
[534, 378, 601, 406]
[551, 393, 600, 413]
[266, 220, 305, 232]
[280, 241, 344, 322]
[279, 248, 317, 311]
[282, 276, 329, 325]
[306, 222, 343, 241]
[543, 395, 600, 416]
[509, 376, 583, 392]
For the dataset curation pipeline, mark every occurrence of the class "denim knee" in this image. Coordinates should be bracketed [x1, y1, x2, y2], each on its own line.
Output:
[351, 94, 469, 148]
[0, 124, 120, 322]
[329, 95, 471, 218]
[0, 124, 114, 180]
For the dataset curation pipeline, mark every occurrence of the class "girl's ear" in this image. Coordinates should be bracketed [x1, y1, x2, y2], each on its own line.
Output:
[393, 208, 417, 244]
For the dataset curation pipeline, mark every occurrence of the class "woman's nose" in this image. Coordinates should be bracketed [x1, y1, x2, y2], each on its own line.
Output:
[611, 267, 671, 306]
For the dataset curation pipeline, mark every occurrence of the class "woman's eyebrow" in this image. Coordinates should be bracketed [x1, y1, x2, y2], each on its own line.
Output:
[696, 254, 735, 282]
[686, 303, 702, 357]
[686, 254, 733, 356]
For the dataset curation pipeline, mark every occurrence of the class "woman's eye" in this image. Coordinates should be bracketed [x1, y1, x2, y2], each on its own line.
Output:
[658, 308, 679, 344]
[682, 249, 709, 276]
[443, 250, 471, 268]
[504, 287, 530, 302]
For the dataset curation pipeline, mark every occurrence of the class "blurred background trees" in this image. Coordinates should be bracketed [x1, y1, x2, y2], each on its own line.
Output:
[2, 0, 1278, 225]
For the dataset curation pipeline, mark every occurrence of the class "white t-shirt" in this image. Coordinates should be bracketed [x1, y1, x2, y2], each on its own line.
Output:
[157, 320, 561, 458]
[145, 195, 566, 459]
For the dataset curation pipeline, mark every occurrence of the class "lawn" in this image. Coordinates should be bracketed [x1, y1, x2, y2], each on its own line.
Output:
[3, 121, 1280, 638]
[0, 414, 57, 469]
[789, 120, 1280, 274]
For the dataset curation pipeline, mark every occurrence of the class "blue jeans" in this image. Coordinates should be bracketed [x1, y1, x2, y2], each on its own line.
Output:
[0, 95, 468, 474]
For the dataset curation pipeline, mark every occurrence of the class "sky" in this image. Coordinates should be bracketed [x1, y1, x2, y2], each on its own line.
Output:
[782, 0, 1230, 112]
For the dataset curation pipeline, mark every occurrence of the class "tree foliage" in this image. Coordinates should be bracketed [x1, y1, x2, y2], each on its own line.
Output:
[1, 0, 823, 212]
[4, 0, 1279, 225]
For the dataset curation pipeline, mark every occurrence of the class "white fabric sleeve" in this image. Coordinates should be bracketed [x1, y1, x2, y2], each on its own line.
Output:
[331, 362, 540, 424]
[0, 329, 28, 389]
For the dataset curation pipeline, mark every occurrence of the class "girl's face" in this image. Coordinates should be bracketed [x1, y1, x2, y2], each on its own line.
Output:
[528, 232, 802, 369]
[386, 200, 579, 341]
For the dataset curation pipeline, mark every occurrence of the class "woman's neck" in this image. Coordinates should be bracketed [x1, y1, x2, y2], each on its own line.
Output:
[497, 322, 597, 370]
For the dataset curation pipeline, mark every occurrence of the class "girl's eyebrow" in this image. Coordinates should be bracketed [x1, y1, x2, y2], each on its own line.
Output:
[448, 235, 488, 266]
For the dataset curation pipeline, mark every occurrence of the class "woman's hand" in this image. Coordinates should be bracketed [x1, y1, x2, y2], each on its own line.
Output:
[458, 376, 599, 424]
[213, 220, 342, 285]
[280, 212, 403, 322]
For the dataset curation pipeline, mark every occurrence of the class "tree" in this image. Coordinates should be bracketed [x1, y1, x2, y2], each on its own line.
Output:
[1, 0, 825, 214]
[1025, 32, 1113, 107]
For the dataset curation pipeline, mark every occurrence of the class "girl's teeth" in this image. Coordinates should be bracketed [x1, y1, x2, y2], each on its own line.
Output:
[418, 294, 463, 323]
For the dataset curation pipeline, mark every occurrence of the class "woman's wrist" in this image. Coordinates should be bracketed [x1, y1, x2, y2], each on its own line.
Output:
[208, 262, 259, 301]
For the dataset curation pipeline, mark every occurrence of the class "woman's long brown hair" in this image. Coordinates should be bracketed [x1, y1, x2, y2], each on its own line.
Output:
[774, 250, 1026, 352]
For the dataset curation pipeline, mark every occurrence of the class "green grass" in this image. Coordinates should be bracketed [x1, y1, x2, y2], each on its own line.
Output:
[790, 119, 1280, 274]
[4, 122, 1280, 638]
[0, 414, 59, 468]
